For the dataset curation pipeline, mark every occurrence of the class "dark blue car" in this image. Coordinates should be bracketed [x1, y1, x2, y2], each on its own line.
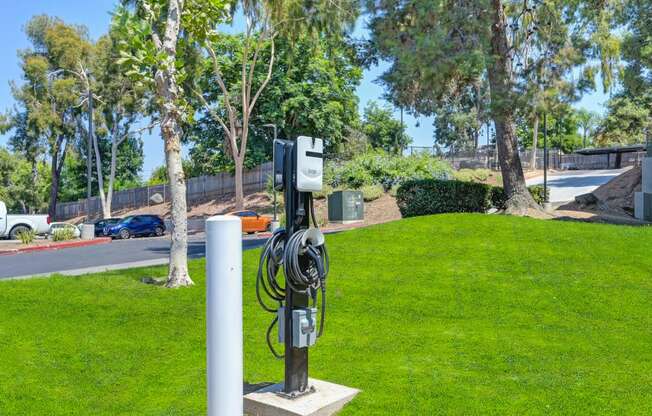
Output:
[104, 215, 166, 239]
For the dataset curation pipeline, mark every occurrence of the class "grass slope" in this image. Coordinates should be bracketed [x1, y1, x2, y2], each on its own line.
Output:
[1, 214, 651, 415]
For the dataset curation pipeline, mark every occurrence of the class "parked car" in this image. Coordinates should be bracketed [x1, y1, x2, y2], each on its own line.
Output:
[92, 218, 121, 237]
[0, 200, 51, 240]
[49, 222, 81, 239]
[226, 210, 272, 234]
[104, 215, 166, 239]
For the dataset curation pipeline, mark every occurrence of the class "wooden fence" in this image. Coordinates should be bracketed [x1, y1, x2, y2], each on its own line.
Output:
[55, 162, 273, 221]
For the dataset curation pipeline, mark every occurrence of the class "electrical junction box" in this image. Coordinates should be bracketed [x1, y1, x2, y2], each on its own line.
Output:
[296, 136, 323, 192]
[277, 307, 318, 348]
[328, 191, 364, 224]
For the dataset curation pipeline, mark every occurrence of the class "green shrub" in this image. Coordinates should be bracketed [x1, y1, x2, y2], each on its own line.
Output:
[453, 168, 492, 183]
[527, 185, 549, 205]
[490, 185, 549, 210]
[361, 184, 384, 202]
[52, 228, 76, 242]
[326, 150, 452, 190]
[396, 179, 495, 217]
[17, 229, 36, 245]
[397, 179, 549, 218]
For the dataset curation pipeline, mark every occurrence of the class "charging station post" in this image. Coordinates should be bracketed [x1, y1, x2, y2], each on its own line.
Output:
[246, 135, 359, 415]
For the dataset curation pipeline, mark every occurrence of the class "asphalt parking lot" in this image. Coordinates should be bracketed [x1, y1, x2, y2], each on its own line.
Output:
[0, 234, 267, 280]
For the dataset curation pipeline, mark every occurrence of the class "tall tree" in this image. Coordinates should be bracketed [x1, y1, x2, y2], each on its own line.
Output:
[10, 15, 92, 219]
[115, 0, 231, 288]
[86, 27, 148, 218]
[195, 0, 359, 210]
[189, 32, 362, 176]
[366, 0, 619, 214]
[576, 108, 598, 148]
[362, 100, 410, 153]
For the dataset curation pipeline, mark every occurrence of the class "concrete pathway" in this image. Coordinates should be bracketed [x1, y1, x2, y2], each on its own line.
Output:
[526, 169, 627, 203]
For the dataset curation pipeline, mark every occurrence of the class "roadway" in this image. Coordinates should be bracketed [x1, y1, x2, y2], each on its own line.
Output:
[526, 168, 626, 203]
[0, 234, 266, 280]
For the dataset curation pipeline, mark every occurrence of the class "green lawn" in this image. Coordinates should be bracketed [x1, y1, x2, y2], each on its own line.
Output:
[1, 214, 651, 415]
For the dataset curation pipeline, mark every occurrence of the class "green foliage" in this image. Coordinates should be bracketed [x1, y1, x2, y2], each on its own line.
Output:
[360, 184, 384, 202]
[325, 151, 452, 190]
[0, 146, 50, 213]
[596, 96, 650, 147]
[526, 185, 549, 206]
[188, 33, 363, 175]
[51, 227, 76, 242]
[518, 106, 585, 153]
[453, 168, 492, 183]
[396, 179, 495, 217]
[362, 101, 410, 153]
[397, 179, 548, 217]
[17, 229, 37, 245]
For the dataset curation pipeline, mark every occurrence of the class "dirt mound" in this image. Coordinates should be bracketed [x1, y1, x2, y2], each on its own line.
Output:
[562, 166, 640, 217]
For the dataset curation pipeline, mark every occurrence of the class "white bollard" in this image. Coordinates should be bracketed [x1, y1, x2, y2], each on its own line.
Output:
[206, 215, 243, 416]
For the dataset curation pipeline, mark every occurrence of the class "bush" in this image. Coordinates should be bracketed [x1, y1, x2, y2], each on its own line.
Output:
[453, 168, 492, 183]
[17, 229, 36, 245]
[397, 179, 549, 218]
[527, 185, 549, 205]
[326, 151, 452, 190]
[361, 184, 384, 202]
[490, 185, 549, 210]
[396, 179, 495, 217]
[52, 228, 76, 242]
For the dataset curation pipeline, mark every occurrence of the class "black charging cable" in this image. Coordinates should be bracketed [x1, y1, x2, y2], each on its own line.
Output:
[255, 195, 329, 358]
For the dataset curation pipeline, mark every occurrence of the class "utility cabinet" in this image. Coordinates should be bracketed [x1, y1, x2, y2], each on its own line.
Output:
[328, 191, 364, 223]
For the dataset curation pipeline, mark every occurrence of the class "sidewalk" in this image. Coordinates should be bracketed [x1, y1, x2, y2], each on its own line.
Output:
[0, 237, 112, 256]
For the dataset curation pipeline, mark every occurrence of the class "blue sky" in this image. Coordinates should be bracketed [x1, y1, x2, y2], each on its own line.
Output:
[0, 2, 609, 179]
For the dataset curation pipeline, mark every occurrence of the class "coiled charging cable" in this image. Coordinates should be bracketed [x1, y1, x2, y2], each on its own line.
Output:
[255, 195, 329, 358]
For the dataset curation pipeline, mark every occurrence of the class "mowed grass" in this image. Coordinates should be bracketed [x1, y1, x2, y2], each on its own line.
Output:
[1, 214, 651, 415]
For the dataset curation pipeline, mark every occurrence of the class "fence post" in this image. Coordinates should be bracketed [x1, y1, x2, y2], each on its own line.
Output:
[206, 215, 243, 416]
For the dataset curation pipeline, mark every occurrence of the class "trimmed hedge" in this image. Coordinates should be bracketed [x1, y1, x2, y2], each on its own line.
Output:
[396, 179, 549, 218]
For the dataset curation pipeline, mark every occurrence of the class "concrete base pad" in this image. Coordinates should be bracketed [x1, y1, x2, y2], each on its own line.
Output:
[244, 379, 360, 416]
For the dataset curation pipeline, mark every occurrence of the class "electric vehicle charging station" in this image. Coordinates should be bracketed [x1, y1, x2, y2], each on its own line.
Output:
[246, 135, 359, 415]
[256, 136, 329, 396]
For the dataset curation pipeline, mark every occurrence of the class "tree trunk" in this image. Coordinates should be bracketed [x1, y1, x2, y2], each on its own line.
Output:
[161, 116, 192, 288]
[48, 137, 67, 220]
[105, 136, 118, 218]
[234, 156, 245, 211]
[487, 0, 539, 215]
[92, 129, 110, 219]
[153, 0, 192, 288]
[530, 114, 539, 171]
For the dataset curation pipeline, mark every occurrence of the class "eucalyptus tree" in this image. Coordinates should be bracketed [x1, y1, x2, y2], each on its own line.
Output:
[84, 28, 148, 219]
[10, 15, 92, 219]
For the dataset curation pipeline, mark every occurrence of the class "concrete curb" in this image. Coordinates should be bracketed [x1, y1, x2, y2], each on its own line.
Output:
[0, 237, 112, 256]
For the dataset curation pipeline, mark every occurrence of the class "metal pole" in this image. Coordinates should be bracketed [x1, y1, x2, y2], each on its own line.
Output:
[273, 126, 278, 222]
[284, 141, 310, 395]
[206, 215, 243, 416]
[87, 87, 93, 222]
[543, 113, 548, 203]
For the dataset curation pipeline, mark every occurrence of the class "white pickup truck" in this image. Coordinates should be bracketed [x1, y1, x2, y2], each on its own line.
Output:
[0, 201, 51, 239]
